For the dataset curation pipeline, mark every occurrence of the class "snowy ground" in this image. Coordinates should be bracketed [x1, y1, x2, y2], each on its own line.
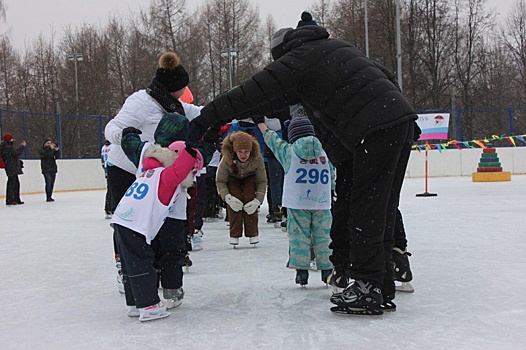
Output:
[1, 176, 525, 350]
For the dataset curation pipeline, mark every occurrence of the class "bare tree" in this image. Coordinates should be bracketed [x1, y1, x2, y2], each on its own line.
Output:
[405, 0, 455, 109]
[0, 37, 18, 110]
[451, 0, 494, 138]
[502, 0, 526, 99]
[198, 0, 265, 99]
[325, 0, 366, 49]
[145, 0, 190, 51]
[310, 0, 332, 28]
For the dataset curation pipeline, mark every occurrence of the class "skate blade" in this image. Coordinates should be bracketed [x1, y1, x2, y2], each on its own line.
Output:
[330, 306, 383, 316]
[395, 281, 414, 293]
[165, 299, 183, 309]
[139, 311, 171, 322]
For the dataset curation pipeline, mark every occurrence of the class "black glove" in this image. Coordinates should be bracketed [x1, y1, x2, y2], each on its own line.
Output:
[122, 127, 142, 137]
[187, 115, 209, 144]
[203, 126, 220, 144]
[252, 116, 265, 124]
[184, 144, 197, 158]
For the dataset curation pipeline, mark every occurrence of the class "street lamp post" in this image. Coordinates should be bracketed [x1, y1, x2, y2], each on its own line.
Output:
[364, 0, 369, 58]
[395, 0, 402, 91]
[67, 53, 83, 114]
[220, 48, 237, 90]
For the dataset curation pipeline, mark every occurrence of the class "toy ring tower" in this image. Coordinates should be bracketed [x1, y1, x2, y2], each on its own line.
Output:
[472, 148, 511, 182]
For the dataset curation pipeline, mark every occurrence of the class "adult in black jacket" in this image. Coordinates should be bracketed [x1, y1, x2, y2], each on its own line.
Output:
[1, 132, 26, 205]
[188, 25, 417, 315]
[39, 138, 60, 202]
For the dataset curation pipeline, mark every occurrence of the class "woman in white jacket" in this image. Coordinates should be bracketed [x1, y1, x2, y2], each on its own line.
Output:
[104, 51, 202, 293]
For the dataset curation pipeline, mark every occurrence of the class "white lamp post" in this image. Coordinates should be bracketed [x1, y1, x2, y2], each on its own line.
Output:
[67, 53, 84, 114]
[221, 48, 237, 90]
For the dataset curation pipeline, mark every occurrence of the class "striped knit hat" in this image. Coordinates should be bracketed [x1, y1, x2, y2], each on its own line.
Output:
[288, 117, 315, 143]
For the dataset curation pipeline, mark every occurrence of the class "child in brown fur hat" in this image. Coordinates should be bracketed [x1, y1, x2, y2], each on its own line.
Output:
[216, 131, 267, 246]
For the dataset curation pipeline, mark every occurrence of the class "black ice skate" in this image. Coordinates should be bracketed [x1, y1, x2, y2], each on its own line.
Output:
[183, 254, 192, 273]
[330, 280, 383, 315]
[327, 265, 351, 293]
[392, 247, 414, 293]
[321, 269, 333, 284]
[295, 269, 309, 286]
[379, 300, 397, 312]
[267, 211, 283, 223]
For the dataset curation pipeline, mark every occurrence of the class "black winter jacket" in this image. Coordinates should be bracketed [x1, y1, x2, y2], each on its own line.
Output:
[39, 147, 59, 174]
[1, 141, 24, 176]
[200, 26, 417, 151]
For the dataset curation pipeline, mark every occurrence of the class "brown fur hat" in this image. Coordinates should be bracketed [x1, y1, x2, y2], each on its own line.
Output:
[221, 131, 261, 166]
[230, 131, 254, 152]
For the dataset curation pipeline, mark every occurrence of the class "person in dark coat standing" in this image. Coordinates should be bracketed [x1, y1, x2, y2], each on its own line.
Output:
[39, 138, 60, 202]
[1, 132, 26, 205]
[187, 25, 417, 315]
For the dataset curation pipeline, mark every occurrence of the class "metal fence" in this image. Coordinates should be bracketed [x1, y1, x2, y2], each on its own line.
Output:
[0, 109, 110, 159]
[1, 106, 525, 160]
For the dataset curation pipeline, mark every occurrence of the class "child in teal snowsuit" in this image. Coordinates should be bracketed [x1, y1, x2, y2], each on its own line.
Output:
[256, 116, 335, 286]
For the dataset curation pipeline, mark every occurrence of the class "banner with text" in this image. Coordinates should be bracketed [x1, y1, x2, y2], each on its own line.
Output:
[416, 113, 450, 141]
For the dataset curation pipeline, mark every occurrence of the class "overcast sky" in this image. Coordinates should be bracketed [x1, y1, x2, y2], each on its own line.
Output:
[1, 0, 517, 51]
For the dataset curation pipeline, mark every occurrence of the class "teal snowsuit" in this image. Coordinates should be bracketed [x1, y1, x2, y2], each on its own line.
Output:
[263, 130, 335, 270]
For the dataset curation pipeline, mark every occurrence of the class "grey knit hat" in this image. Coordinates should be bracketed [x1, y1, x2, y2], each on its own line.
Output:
[271, 27, 294, 60]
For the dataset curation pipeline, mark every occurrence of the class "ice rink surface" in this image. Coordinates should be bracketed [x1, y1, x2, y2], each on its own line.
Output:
[1, 176, 525, 350]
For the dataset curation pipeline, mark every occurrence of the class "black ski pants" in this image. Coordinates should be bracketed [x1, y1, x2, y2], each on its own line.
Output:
[345, 121, 413, 297]
[114, 224, 160, 308]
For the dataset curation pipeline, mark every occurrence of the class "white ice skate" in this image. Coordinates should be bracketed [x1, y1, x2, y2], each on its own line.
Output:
[127, 305, 140, 317]
[138, 301, 171, 322]
[191, 233, 203, 251]
[249, 236, 259, 247]
[164, 288, 184, 309]
[230, 237, 239, 248]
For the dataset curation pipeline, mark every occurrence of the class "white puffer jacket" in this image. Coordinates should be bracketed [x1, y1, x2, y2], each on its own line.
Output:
[104, 89, 202, 173]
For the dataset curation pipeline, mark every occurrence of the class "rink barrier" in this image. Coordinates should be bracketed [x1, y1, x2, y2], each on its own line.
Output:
[1, 147, 525, 198]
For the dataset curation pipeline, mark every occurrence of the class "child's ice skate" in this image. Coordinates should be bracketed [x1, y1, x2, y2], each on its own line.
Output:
[392, 247, 414, 293]
[230, 237, 239, 248]
[280, 220, 287, 232]
[127, 305, 140, 317]
[321, 269, 333, 285]
[191, 231, 203, 251]
[249, 236, 259, 247]
[267, 211, 283, 223]
[295, 269, 309, 287]
[327, 264, 351, 293]
[183, 254, 192, 273]
[163, 288, 184, 309]
[138, 301, 171, 322]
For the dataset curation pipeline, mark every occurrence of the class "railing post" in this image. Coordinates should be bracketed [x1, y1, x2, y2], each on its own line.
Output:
[456, 108, 462, 141]
[21, 111, 28, 158]
[508, 107, 513, 136]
